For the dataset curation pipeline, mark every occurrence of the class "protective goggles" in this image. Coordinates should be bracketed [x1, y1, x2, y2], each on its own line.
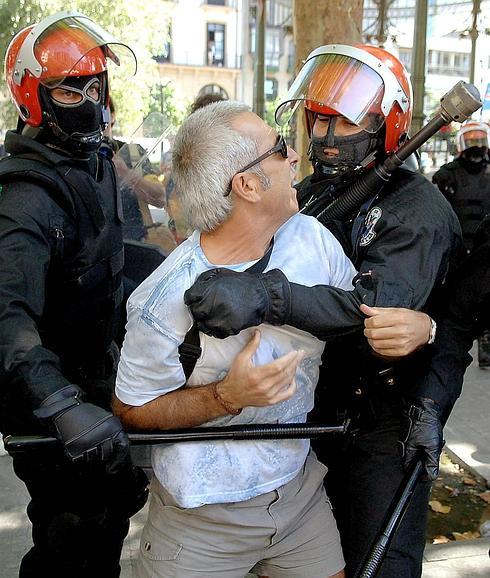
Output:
[12, 10, 136, 89]
[275, 46, 409, 134]
[225, 134, 288, 196]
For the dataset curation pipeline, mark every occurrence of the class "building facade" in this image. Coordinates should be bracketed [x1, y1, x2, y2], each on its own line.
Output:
[364, 0, 490, 168]
[155, 0, 294, 112]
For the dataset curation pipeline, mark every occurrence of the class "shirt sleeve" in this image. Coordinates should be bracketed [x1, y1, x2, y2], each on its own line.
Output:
[115, 297, 188, 406]
[322, 228, 357, 291]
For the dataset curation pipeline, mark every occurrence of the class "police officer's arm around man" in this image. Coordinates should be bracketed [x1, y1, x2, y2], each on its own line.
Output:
[0, 12, 147, 578]
[113, 101, 356, 578]
[184, 45, 462, 578]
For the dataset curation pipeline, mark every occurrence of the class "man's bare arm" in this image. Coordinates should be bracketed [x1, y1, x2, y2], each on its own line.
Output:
[113, 330, 304, 431]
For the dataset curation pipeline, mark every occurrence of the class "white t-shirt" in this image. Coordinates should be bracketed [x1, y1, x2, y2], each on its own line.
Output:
[116, 213, 356, 508]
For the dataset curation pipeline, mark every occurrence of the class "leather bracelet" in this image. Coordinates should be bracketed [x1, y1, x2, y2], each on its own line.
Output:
[427, 317, 437, 345]
[212, 383, 242, 416]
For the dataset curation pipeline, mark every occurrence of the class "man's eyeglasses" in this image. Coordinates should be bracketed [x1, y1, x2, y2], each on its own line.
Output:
[225, 134, 288, 196]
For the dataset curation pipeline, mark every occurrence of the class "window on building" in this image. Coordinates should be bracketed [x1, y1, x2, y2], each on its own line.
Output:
[398, 48, 411, 72]
[427, 50, 470, 76]
[265, 78, 278, 101]
[207, 23, 225, 67]
[198, 84, 229, 99]
[250, 25, 282, 69]
[154, 23, 172, 63]
[265, 28, 281, 69]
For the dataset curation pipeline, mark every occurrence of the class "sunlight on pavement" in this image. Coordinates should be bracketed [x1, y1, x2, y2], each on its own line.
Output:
[0, 509, 28, 530]
[448, 443, 490, 470]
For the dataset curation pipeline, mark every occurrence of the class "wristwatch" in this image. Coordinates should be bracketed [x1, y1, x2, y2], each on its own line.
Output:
[427, 317, 437, 345]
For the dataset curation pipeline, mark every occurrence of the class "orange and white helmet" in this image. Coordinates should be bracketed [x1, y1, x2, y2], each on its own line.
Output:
[455, 120, 490, 153]
[275, 44, 412, 154]
[4, 11, 136, 127]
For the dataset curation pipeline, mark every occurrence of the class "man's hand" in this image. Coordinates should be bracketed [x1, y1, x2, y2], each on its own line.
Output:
[214, 330, 304, 412]
[360, 304, 432, 358]
[34, 385, 130, 474]
[400, 397, 444, 481]
[184, 268, 291, 338]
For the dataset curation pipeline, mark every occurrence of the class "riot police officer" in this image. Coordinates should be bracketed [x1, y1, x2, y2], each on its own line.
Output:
[424, 214, 490, 393]
[433, 120, 490, 253]
[433, 120, 490, 368]
[0, 12, 147, 577]
[184, 44, 462, 577]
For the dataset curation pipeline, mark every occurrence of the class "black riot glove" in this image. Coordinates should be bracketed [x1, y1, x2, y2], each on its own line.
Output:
[184, 268, 291, 338]
[399, 397, 445, 482]
[34, 384, 130, 474]
[105, 456, 149, 518]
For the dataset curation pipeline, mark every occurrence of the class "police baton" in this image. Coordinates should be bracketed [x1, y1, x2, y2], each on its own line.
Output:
[3, 422, 346, 453]
[356, 460, 424, 578]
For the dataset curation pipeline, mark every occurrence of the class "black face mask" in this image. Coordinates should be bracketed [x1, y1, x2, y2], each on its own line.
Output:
[40, 75, 105, 156]
[309, 116, 379, 184]
[460, 146, 488, 173]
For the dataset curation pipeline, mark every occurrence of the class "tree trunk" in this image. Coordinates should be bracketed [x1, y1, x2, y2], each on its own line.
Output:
[293, 0, 364, 178]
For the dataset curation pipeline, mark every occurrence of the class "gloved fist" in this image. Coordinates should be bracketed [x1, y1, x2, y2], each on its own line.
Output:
[399, 397, 444, 482]
[184, 267, 291, 338]
[34, 385, 130, 474]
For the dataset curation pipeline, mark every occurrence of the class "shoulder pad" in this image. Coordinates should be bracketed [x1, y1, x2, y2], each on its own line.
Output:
[0, 156, 74, 217]
[441, 160, 459, 172]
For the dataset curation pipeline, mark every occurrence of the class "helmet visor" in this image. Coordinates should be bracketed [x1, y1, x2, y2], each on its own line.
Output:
[462, 131, 489, 149]
[14, 11, 136, 88]
[275, 53, 386, 133]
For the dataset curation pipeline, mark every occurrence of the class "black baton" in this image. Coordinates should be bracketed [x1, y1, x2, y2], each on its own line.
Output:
[3, 422, 346, 452]
[356, 460, 424, 578]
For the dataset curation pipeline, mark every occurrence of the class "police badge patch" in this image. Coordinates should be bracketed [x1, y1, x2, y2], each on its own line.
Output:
[360, 206, 382, 247]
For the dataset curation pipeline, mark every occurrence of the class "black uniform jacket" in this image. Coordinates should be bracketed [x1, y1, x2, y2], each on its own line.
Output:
[293, 168, 462, 414]
[292, 169, 462, 339]
[0, 131, 124, 434]
[432, 157, 490, 253]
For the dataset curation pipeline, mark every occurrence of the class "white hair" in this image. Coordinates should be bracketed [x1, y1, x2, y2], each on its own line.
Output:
[172, 100, 271, 232]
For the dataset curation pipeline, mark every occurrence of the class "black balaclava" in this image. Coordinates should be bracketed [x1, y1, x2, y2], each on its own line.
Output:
[39, 74, 107, 157]
[309, 115, 383, 190]
[460, 146, 488, 174]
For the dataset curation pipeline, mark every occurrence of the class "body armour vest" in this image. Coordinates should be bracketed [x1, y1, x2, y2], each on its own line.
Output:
[0, 135, 124, 378]
[438, 159, 490, 252]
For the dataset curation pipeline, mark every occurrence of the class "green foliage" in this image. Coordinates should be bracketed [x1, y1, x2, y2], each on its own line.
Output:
[0, 0, 174, 136]
[264, 96, 280, 129]
[265, 96, 291, 140]
[147, 82, 187, 129]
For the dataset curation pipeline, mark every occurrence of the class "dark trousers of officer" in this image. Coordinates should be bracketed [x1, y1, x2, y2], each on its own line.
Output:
[478, 330, 490, 368]
[12, 449, 134, 578]
[313, 398, 431, 578]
